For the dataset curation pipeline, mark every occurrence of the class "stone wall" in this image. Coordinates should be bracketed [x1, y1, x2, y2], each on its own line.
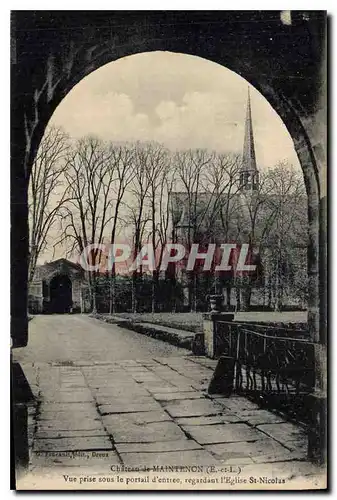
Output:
[28, 280, 43, 314]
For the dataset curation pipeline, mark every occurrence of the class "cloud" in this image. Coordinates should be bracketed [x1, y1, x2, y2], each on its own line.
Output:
[52, 90, 152, 143]
[50, 52, 300, 170]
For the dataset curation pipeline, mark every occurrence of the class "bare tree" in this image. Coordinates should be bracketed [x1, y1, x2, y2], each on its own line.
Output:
[57, 136, 115, 313]
[107, 143, 136, 314]
[124, 142, 155, 313]
[232, 171, 280, 311]
[144, 144, 172, 313]
[201, 152, 243, 304]
[174, 149, 213, 311]
[28, 126, 70, 283]
[263, 162, 307, 311]
[234, 162, 307, 311]
[173, 149, 245, 311]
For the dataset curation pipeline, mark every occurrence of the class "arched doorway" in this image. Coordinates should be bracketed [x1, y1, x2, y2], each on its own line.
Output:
[49, 274, 72, 314]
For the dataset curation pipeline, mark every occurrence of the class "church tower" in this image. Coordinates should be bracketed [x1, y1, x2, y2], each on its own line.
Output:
[239, 88, 259, 191]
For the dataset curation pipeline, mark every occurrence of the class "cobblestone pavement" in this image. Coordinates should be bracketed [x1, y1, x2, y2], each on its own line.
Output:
[14, 315, 324, 488]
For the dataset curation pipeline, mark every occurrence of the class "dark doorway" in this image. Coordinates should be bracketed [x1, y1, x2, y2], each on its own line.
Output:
[49, 274, 72, 313]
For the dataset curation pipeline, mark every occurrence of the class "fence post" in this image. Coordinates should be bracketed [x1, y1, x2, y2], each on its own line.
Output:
[202, 312, 234, 358]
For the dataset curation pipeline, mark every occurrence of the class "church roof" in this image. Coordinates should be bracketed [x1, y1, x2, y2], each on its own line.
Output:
[38, 258, 82, 271]
[170, 190, 308, 247]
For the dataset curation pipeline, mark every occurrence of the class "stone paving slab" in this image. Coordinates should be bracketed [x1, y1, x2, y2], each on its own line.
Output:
[93, 361, 123, 366]
[112, 421, 187, 443]
[102, 410, 172, 430]
[120, 366, 151, 372]
[143, 382, 195, 392]
[115, 439, 202, 454]
[37, 410, 100, 422]
[54, 384, 89, 390]
[93, 388, 149, 398]
[176, 414, 242, 426]
[39, 402, 97, 413]
[164, 398, 223, 418]
[166, 377, 200, 388]
[95, 394, 144, 404]
[177, 370, 212, 380]
[93, 386, 150, 395]
[281, 438, 308, 453]
[84, 367, 126, 374]
[213, 396, 261, 412]
[189, 357, 218, 369]
[157, 378, 198, 390]
[152, 391, 205, 402]
[33, 436, 113, 452]
[92, 379, 149, 388]
[147, 365, 178, 373]
[35, 428, 108, 439]
[205, 437, 295, 463]
[191, 382, 210, 391]
[257, 422, 306, 443]
[239, 409, 286, 426]
[90, 384, 140, 392]
[37, 415, 101, 427]
[129, 373, 161, 383]
[252, 449, 307, 463]
[118, 360, 141, 366]
[99, 400, 162, 415]
[41, 393, 94, 403]
[184, 423, 264, 445]
[164, 363, 212, 378]
[83, 364, 125, 370]
[96, 394, 158, 403]
[134, 362, 162, 368]
[145, 385, 196, 394]
[36, 419, 105, 432]
[91, 380, 146, 388]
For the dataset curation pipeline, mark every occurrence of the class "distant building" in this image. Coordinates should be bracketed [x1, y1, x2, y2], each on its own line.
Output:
[28, 258, 88, 314]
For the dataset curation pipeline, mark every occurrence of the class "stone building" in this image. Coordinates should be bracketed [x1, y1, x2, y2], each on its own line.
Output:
[28, 258, 86, 314]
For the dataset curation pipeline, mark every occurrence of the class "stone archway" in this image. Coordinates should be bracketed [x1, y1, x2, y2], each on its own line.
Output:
[11, 11, 326, 355]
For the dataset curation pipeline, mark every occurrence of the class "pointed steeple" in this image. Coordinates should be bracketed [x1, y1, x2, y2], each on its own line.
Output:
[240, 87, 259, 191]
[242, 88, 257, 172]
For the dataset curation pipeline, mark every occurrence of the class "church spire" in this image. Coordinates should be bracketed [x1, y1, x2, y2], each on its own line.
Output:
[240, 87, 259, 191]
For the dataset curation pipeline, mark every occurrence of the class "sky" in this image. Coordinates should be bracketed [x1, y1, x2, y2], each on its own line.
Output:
[50, 51, 300, 171]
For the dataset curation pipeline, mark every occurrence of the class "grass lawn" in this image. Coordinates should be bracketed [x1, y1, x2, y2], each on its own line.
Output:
[234, 311, 307, 324]
[106, 310, 307, 332]
[104, 312, 203, 333]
